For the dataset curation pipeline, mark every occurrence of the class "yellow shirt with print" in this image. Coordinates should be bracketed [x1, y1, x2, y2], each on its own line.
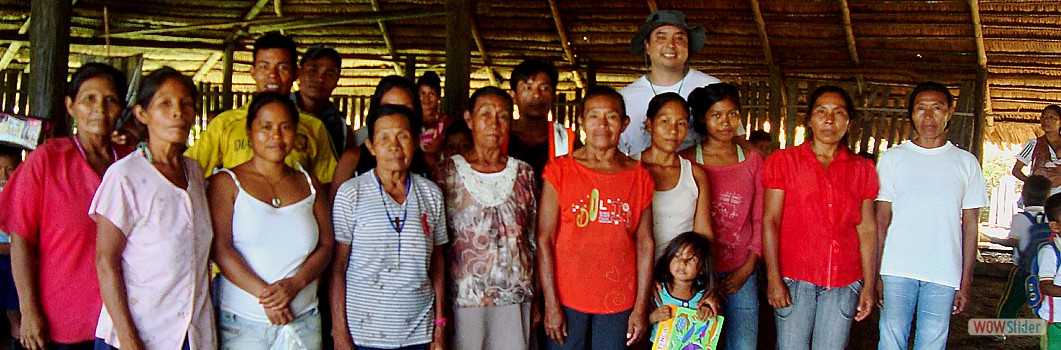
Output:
[185, 104, 337, 183]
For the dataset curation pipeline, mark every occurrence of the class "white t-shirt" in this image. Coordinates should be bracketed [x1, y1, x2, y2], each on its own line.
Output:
[619, 69, 742, 155]
[1017, 138, 1061, 195]
[1036, 237, 1061, 321]
[1009, 206, 1045, 263]
[877, 141, 989, 289]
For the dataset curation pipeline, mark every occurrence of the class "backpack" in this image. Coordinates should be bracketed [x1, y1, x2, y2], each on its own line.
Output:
[1019, 212, 1054, 274]
[1026, 235, 1061, 322]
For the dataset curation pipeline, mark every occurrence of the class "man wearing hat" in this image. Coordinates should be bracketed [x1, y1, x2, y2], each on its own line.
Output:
[619, 9, 742, 155]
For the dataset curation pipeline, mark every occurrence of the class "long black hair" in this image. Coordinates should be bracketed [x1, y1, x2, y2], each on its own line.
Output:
[653, 232, 716, 295]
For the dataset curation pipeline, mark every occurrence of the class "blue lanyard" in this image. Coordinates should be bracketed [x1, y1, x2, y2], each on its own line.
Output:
[375, 174, 411, 265]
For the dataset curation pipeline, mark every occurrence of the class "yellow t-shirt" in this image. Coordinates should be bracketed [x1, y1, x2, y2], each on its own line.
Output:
[185, 105, 337, 183]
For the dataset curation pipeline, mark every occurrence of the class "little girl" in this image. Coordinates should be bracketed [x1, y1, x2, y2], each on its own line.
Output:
[650, 232, 718, 339]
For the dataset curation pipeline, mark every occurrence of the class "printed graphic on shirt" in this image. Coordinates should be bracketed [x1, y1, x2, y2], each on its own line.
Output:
[571, 188, 635, 228]
[713, 190, 745, 262]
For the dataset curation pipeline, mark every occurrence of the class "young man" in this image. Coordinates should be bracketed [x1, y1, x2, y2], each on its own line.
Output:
[1036, 193, 1061, 349]
[619, 9, 744, 155]
[506, 59, 574, 179]
[185, 33, 337, 184]
[876, 82, 988, 350]
[294, 45, 351, 156]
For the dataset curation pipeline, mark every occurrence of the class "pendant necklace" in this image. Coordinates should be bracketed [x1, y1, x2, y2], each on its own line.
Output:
[376, 173, 411, 267]
[73, 136, 118, 166]
[255, 168, 287, 208]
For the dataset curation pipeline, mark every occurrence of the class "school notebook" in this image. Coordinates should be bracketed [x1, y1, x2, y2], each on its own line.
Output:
[652, 305, 724, 350]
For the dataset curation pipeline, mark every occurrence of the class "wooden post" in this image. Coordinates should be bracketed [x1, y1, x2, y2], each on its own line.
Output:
[586, 61, 599, 87]
[768, 65, 783, 143]
[28, 0, 72, 135]
[404, 54, 416, 81]
[222, 40, 235, 110]
[444, 0, 471, 120]
[972, 67, 987, 161]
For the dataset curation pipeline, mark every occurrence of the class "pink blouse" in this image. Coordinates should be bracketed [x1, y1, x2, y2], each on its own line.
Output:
[89, 152, 216, 350]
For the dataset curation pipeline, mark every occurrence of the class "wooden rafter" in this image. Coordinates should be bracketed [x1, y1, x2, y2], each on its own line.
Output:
[546, 0, 584, 89]
[107, 9, 444, 39]
[2, 0, 77, 71]
[192, 52, 222, 82]
[646, 0, 658, 13]
[370, 0, 403, 76]
[969, 0, 992, 112]
[469, 17, 497, 86]
[747, 0, 774, 65]
[838, 0, 865, 92]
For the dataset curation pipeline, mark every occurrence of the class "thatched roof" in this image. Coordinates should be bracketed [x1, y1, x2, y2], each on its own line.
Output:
[0, 0, 1059, 126]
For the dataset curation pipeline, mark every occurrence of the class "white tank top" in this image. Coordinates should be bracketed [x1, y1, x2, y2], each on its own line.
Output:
[652, 158, 699, 258]
[217, 166, 320, 322]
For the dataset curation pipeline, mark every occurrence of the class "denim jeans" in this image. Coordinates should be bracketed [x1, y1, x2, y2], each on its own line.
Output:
[878, 275, 956, 350]
[545, 306, 631, 350]
[719, 271, 758, 350]
[774, 277, 862, 350]
[219, 308, 322, 350]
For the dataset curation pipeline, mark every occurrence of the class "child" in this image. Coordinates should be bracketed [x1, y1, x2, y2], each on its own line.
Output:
[0, 146, 21, 349]
[988, 174, 1051, 328]
[1037, 193, 1061, 348]
[649, 232, 718, 341]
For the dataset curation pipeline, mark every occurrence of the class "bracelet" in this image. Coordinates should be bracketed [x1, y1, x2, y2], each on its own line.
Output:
[434, 317, 448, 327]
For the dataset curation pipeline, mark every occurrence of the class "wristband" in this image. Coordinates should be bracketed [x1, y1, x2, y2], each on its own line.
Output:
[434, 317, 448, 327]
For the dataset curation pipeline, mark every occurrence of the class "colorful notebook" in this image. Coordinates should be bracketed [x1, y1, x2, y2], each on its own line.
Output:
[651, 305, 724, 350]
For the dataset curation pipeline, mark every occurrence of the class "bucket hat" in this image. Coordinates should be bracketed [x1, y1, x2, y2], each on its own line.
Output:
[629, 9, 706, 55]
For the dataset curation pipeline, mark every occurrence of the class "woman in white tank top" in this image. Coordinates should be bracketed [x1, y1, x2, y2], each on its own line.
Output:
[637, 92, 714, 257]
[208, 93, 334, 350]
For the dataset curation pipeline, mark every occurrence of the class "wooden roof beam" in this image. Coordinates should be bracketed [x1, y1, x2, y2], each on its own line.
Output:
[838, 0, 866, 93]
[646, 0, 658, 13]
[748, 0, 774, 65]
[547, 0, 584, 89]
[192, 52, 222, 82]
[470, 17, 497, 86]
[3, 0, 76, 71]
[969, 0, 992, 112]
[369, 0, 402, 76]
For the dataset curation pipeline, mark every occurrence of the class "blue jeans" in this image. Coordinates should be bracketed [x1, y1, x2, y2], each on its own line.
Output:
[219, 308, 322, 350]
[355, 345, 428, 350]
[878, 275, 956, 350]
[774, 277, 862, 350]
[719, 271, 758, 350]
[545, 306, 631, 350]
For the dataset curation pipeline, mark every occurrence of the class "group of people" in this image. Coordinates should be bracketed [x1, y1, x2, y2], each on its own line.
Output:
[0, 8, 994, 350]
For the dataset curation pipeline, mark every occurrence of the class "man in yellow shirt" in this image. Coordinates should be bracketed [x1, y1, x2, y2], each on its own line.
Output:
[185, 33, 337, 184]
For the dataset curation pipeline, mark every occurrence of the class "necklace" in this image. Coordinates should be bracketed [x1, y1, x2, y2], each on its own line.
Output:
[647, 71, 687, 97]
[254, 167, 290, 208]
[376, 173, 411, 266]
[72, 136, 117, 164]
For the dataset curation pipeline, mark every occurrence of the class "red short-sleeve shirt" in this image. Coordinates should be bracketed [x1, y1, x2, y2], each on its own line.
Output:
[543, 156, 655, 314]
[0, 138, 130, 343]
[761, 143, 878, 288]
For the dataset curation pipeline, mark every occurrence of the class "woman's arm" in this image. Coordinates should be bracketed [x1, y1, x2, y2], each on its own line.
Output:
[10, 236, 45, 350]
[854, 199, 878, 321]
[330, 243, 354, 350]
[689, 166, 714, 241]
[329, 148, 361, 202]
[429, 244, 446, 350]
[260, 176, 335, 313]
[95, 216, 144, 350]
[626, 206, 655, 346]
[536, 182, 566, 345]
[761, 188, 789, 309]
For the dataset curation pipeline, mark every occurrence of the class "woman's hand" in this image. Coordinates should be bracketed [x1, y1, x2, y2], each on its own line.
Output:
[543, 302, 567, 345]
[264, 306, 295, 325]
[332, 329, 355, 350]
[260, 278, 300, 309]
[625, 307, 647, 346]
[648, 305, 672, 324]
[18, 308, 47, 350]
[695, 292, 720, 320]
[766, 278, 791, 309]
[855, 286, 875, 321]
[720, 265, 754, 296]
[117, 334, 146, 350]
[431, 323, 446, 350]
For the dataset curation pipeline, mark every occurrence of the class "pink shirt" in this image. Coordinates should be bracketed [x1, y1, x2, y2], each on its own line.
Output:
[0, 138, 129, 343]
[693, 151, 765, 273]
[89, 152, 216, 350]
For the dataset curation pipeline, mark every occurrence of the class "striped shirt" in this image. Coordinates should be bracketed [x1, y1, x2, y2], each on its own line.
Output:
[333, 169, 447, 348]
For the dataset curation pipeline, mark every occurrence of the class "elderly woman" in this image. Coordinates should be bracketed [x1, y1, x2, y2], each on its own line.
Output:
[432, 87, 536, 350]
[209, 92, 334, 349]
[683, 83, 764, 350]
[90, 67, 216, 350]
[538, 86, 655, 350]
[331, 104, 447, 350]
[761, 85, 878, 350]
[331, 76, 430, 200]
[0, 63, 129, 350]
